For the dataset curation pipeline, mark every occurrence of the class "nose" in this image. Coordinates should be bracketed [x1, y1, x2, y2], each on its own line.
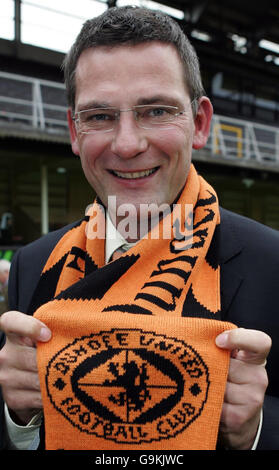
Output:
[110, 111, 148, 159]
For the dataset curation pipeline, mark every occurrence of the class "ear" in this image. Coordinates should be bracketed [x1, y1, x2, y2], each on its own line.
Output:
[192, 97, 213, 149]
[67, 108, 80, 156]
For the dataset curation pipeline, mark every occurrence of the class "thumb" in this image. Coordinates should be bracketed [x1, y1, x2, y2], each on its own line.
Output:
[0, 310, 51, 346]
[215, 328, 271, 365]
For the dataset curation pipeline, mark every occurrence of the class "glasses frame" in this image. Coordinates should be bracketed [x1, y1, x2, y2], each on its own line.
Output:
[72, 100, 197, 134]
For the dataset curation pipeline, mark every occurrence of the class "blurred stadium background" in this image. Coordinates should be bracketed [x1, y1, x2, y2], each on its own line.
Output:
[1, 0, 279, 260]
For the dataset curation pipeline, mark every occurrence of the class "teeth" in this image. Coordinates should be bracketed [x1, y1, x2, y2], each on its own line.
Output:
[113, 168, 157, 179]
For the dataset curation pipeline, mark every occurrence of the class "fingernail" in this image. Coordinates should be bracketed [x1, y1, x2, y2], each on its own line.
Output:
[216, 332, 228, 347]
[39, 327, 51, 342]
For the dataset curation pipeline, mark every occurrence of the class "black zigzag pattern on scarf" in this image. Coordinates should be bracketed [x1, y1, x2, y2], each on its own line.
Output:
[205, 224, 220, 271]
[182, 284, 221, 320]
[29, 248, 100, 313]
[56, 253, 140, 301]
[29, 252, 69, 314]
[194, 190, 217, 208]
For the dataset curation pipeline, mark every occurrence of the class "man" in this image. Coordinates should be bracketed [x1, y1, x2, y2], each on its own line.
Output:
[0, 260, 10, 316]
[0, 6, 278, 450]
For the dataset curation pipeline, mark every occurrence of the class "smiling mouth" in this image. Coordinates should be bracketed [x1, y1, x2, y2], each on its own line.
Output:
[110, 167, 159, 179]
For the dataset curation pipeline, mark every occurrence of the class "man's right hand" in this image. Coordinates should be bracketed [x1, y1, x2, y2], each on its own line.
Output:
[0, 311, 51, 425]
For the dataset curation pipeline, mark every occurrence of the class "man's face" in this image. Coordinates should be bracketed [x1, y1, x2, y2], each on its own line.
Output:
[68, 42, 212, 226]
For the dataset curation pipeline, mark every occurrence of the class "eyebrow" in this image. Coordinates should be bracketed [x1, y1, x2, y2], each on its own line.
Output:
[76, 95, 183, 112]
[137, 95, 181, 106]
[76, 101, 111, 112]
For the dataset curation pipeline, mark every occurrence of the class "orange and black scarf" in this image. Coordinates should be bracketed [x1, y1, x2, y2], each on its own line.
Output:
[33, 165, 235, 450]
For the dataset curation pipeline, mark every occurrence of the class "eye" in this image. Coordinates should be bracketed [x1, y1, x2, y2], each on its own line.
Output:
[86, 110, 114, 122]
[149, 107, 169, 117]
[80, 109, 116, 123]
[142, 106, 177, 121]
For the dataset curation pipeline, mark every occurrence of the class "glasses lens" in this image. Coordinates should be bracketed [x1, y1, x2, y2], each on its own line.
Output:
[76, 104, 188, 133]
[137, 105, 179, 128]
[78, 108, 116, 132]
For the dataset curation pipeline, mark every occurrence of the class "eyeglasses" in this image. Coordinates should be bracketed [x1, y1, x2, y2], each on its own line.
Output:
[73, 101, 196, 134]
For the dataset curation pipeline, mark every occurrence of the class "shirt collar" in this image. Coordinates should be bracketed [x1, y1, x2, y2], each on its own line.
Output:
[105, 212, 137, 263]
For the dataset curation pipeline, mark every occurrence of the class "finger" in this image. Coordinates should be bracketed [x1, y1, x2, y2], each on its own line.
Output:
[223, 381, 252, 406]
[215, 328, 271, 365]
[219, 401, 246, 430]
[0, 311, 51, 345]
[1, 343, 39, 373]
[3, 389, 43, 415]
[15, 345, 39, 373]
[1, 367, 41, 392]
[224, 379, 266, 407]
[227, 357, 269, 386]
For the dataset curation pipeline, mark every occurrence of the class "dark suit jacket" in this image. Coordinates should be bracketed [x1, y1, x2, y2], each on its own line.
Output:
[1, 208, 279, 450]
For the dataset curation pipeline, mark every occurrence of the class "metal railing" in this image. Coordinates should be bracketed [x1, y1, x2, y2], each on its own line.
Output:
[206, 114, 279, 165]
[0, 71, 68, 131]
[0, 71, 279, 166]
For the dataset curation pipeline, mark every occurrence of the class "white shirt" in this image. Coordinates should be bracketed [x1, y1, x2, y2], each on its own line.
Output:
[105, 210, 137, 263]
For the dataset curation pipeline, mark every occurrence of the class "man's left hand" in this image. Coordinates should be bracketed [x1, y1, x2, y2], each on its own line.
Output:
[216, 328, 271, 449]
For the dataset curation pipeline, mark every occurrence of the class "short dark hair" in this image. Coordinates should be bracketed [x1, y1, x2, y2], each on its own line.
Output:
[63, 6, 205, 114]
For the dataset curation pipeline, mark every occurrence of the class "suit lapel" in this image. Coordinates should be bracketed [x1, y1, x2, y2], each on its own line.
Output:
[219, 208, 244, 319]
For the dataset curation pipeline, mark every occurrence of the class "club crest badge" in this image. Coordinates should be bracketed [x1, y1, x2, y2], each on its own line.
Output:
[46, 328, 210, 444]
